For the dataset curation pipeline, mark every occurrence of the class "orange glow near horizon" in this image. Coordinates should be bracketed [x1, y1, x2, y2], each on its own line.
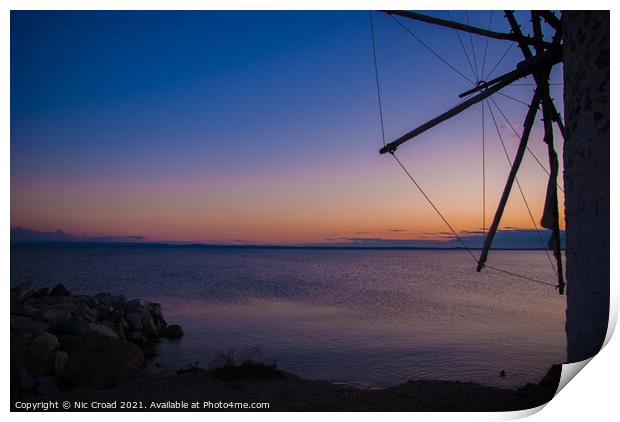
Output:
[11, 131, 566, 244]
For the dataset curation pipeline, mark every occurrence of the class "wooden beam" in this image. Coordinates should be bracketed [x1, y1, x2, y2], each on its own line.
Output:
[539, 11, 562, 32]
[458, 71, 515, 98]
[531, 11, 545, 54]
[533, 11, 566, 294]
[477, 89, 543, 271]
[540, 93, 566, 294]
[379, 50, 561, 154]
[383, 10, 559, 51]
[505, 11, 534, 59]
[529, 12, 567, 141]
[477, 11, 566, 288]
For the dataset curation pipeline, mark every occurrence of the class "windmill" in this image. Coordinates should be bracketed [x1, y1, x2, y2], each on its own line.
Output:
[370, 10, 566, 294]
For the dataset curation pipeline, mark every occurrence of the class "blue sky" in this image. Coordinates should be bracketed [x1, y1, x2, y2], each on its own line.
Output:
[11, 11, 565, 246]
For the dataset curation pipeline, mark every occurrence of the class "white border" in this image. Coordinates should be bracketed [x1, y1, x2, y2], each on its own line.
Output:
[4, 1, 617, 420]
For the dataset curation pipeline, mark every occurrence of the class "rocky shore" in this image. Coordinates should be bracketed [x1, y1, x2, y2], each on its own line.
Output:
[10, 281, 184, 397]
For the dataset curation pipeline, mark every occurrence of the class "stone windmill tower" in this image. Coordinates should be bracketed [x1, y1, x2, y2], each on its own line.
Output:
[562, 11, 609, 363]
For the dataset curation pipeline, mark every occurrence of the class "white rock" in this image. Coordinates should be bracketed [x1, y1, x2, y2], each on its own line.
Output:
[88, 323, 119, 339]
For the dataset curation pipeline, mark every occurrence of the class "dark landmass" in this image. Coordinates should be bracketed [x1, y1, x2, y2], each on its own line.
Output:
[10, 226, 566, 250]
[11, 240, 563, 251]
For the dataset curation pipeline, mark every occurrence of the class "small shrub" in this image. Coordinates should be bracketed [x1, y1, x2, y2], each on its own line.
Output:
[209, 346, 282, 381]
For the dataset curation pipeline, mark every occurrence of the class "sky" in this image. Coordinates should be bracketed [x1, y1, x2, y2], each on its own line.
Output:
[11, 10, 565, 246]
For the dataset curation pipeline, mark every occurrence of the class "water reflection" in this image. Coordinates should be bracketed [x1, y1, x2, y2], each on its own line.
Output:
[11, 246, 566, 388]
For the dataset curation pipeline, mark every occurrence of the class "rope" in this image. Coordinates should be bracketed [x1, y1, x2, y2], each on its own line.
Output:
[487, 101, 559, 278]
[390, 15, 475, 85]
[464, 12, 480, 81]
[480, 11, 493, 78]
[391, 152, 559, 289]
[368, 11, 386, 147]
[484, 264, 557, 287]
[484, 43, 514, 81]
[391, 153, 479, 262]
[497, 91, 531, 107]
[447, 11, 478, 82]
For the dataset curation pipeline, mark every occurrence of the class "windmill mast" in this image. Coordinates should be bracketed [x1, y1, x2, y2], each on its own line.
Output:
[375, 10, 610, 363]
[377, 10, 565, 293]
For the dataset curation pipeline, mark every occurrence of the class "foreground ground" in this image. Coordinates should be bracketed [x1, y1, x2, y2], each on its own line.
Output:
[12, 365, 561, 412]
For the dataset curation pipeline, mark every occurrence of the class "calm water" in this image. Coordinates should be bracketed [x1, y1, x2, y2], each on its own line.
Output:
[11, 245, 566, 388]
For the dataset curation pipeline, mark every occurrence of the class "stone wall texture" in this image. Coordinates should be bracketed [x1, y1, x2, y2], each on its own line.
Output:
[562, 11, 610, 362]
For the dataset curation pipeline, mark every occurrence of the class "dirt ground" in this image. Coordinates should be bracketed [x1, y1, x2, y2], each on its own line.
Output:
[12, 365, 561, 412]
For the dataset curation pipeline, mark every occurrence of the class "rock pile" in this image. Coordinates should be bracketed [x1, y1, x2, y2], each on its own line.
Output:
[10, 281, 184, 396]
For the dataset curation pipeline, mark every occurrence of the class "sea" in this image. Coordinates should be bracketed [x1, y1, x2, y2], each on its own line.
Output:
[10, 244, 566, 388]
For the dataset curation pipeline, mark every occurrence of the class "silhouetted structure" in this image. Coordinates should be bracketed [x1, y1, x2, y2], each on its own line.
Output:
[374, 10, 610, 363]
[562, 11, 610, 362]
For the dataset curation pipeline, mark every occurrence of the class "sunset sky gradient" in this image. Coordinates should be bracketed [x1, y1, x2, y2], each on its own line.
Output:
[11, 10, 565, 245]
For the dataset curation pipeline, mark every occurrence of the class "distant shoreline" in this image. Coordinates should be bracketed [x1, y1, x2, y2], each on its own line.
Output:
[10, 241, 565, 251]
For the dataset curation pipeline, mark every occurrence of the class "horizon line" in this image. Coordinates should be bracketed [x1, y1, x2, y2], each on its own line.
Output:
[9, 240, 565, 252]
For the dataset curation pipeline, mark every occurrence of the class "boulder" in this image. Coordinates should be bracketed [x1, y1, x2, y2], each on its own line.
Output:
[119, 316, 129, 331]
[35, 376, 60, 396]
[73, 302, 97, 323]
[12, 320, 50, 339]
[126, 313, 143, 331]
[60, 333, 145, 390]
[94, 293, 127, 308]
[122, 298, 146, 315]
[146, 302, 166, 327]
[11, 281, 37, 303]
[33, 287, 49, 298]
[11, 304, 41, 318]
[125, 330, 147, 345]
[12, 367, 35, 392]
[55, 316, 90, 336]
[95, 305, 115, 320]
[147, 302, 163, 320]
[50, 283, 71, 297]
[81, 312, 96, 323]
[161, 324, 184, 339]
[12, 332, 60, 377]
[57, 335, 80, 353]
[73, 295, 97, 307]
[38, 307, 72, 325]
[94, 292, 113, 306]
[102, 319, 126, 340]
[106, 308, 124, 323]
[53, 351, 69, 374]
[32, 332, 60, 352]
[48, 301, 76, 310]
[11, 331, 34, 344]
[12, 315, 33, 326]
[88, 323, 119, 339]
[26, 295, 73, 306]
[140, 309, 160, 337]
